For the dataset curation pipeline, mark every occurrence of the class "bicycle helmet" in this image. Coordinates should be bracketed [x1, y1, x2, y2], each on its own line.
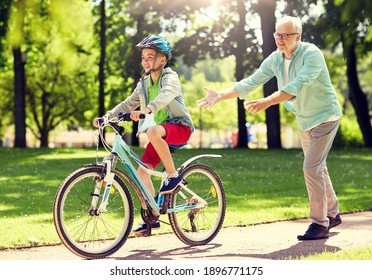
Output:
[136, 35, 172, 60]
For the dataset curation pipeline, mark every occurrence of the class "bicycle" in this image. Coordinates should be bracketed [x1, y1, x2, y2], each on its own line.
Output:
[53, 113, 226, 259]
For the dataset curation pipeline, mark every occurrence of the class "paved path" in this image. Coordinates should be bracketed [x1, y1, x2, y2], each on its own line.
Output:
[1, 211, 371, 260]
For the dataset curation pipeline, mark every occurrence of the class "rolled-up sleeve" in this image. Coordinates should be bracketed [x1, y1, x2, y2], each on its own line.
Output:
[233, 55, 275, 99]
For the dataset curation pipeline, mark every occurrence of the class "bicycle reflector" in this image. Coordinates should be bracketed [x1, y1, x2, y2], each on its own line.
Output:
[210, 185, 217, 198]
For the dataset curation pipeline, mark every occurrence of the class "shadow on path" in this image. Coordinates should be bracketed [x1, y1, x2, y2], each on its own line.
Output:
[112, 233, 341, 260]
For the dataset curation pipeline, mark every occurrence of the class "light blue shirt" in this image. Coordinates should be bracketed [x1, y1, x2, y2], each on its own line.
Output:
[233, 41, 342, 131]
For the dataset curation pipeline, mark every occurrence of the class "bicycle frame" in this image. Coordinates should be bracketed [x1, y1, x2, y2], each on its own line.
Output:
[98, 124, 221, 217]
[53, 112, 226, 258]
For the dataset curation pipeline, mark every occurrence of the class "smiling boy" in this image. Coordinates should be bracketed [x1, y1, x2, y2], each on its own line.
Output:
[93, 35, 194, 234]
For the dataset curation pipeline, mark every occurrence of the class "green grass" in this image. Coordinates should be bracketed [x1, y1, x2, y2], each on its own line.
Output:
[292, 247, 372, 260]
[0, 147, 371, 258]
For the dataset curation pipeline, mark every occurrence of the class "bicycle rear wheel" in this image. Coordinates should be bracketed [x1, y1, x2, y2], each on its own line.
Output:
[53, 166, 134, 259]
[168, 163, 226, 245]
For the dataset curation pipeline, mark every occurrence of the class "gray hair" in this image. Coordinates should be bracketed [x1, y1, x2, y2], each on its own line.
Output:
[276, 16, 302, 34]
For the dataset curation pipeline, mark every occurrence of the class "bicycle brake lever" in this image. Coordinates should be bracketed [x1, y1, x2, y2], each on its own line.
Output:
[97, 115, 108, 126]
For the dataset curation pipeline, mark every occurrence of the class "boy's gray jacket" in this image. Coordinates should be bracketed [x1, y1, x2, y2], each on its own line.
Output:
[106, 67, 194, 130]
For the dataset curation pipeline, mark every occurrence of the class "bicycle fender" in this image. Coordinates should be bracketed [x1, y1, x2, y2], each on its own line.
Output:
[179, 154, 222, 170]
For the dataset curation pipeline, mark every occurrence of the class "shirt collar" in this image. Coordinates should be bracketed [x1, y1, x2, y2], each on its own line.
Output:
[290, 41, 302, 59]
[280, 41, 302, 60]
[149, 70, 163, 86]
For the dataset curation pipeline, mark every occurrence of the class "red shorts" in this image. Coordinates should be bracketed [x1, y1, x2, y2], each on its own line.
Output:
[141, 123, 192, 168]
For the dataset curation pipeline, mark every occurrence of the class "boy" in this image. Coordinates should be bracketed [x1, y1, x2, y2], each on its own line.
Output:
[93, 35, 194, 234]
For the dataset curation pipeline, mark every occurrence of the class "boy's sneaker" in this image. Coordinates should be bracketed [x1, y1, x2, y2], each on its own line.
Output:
[160, 172, 182, 194]
[328, 214, 342, 229]
[132, 221, 160, 236]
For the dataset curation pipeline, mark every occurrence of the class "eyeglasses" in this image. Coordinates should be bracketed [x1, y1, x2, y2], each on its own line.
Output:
[273, 33, 299, 40]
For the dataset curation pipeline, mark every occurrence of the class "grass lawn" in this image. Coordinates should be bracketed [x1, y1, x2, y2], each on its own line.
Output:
[0, 147, 371, 256]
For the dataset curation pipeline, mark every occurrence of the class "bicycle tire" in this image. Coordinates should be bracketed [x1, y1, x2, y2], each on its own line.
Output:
[168, 163, 226, 246]
[53, 166, 134, 259]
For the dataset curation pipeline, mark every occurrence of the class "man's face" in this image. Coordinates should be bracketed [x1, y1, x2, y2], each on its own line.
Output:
[141, 48, 166, 72]
[274, 21, 301, 57]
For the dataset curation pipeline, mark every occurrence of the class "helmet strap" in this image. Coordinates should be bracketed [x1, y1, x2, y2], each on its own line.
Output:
[143, 51, 167, 76]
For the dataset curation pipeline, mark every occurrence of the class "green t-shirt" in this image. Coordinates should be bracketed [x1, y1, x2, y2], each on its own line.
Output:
[148, 74, 168, 124]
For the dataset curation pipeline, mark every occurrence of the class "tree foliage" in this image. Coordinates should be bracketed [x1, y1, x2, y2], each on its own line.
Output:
[0, 0, 370, 148]
[314, 0, 372, 147]
[0, 0, 12, 67]
[2, 0, 97, 147]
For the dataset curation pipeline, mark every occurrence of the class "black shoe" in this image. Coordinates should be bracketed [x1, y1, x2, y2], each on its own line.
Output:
[132, 221, 160, 235]
[328, 214, 342, 229]
[159, 173, 182, 194]
[297, 223, 329, 241]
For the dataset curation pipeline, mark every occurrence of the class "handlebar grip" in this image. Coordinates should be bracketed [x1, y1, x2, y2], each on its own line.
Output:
[97, 117, 105, 126]
[118, 112, 145, 121]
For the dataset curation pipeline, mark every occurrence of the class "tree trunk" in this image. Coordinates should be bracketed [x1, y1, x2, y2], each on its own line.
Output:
[256, 0, 282, 149]
[98, 0, 106, 146]
[40, 127, 49, 148]
[235, 0, 248, 148]
[13, 48, 26, 148]
[130, 13, 145, 147]
[345, 38, 372, 147]
[12, 0, 26, 148]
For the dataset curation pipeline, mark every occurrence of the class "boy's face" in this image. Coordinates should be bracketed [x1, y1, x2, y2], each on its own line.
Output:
[141, 48, 166, 73]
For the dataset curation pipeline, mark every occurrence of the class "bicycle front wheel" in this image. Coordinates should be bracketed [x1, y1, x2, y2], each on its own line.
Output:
[168, 163, 226, 246]
[53, 166, 134, 259]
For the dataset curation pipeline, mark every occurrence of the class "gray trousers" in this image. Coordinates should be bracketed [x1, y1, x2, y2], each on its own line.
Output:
[300, 120, 340, 228]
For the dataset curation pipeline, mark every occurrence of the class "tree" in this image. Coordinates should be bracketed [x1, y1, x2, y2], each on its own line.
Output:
[26, 53, 96, 147]
[317, 0, 372, 147]
[0, 0, 12, 67]
[98, 0, 106, 119]
[233, 0, 249, 148]
[255, 0, 281, 149]
[9, 0, 27, 148]
[98, 0, 106, 146]
[4, 0, 97, 147]
[0, 0, 12, 146]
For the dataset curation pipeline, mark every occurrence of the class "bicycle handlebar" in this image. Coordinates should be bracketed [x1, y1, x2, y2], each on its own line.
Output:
[97, 112, 146, 136]
[98, 112, 145, 126]
[117, 112, 146, 121]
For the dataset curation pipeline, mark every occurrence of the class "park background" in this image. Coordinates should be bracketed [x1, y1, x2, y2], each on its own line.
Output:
[0, 0, 371, 259]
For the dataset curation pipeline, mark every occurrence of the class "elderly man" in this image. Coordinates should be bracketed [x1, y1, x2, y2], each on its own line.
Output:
[197, 16, 342, 241]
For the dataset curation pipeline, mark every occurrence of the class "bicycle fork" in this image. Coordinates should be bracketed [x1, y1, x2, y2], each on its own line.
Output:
[90, 154, 118, 215]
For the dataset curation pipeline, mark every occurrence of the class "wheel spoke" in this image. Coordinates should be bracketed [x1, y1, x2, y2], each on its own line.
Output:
[54, 167, 134, 258]
[168, 164, 226, 245]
